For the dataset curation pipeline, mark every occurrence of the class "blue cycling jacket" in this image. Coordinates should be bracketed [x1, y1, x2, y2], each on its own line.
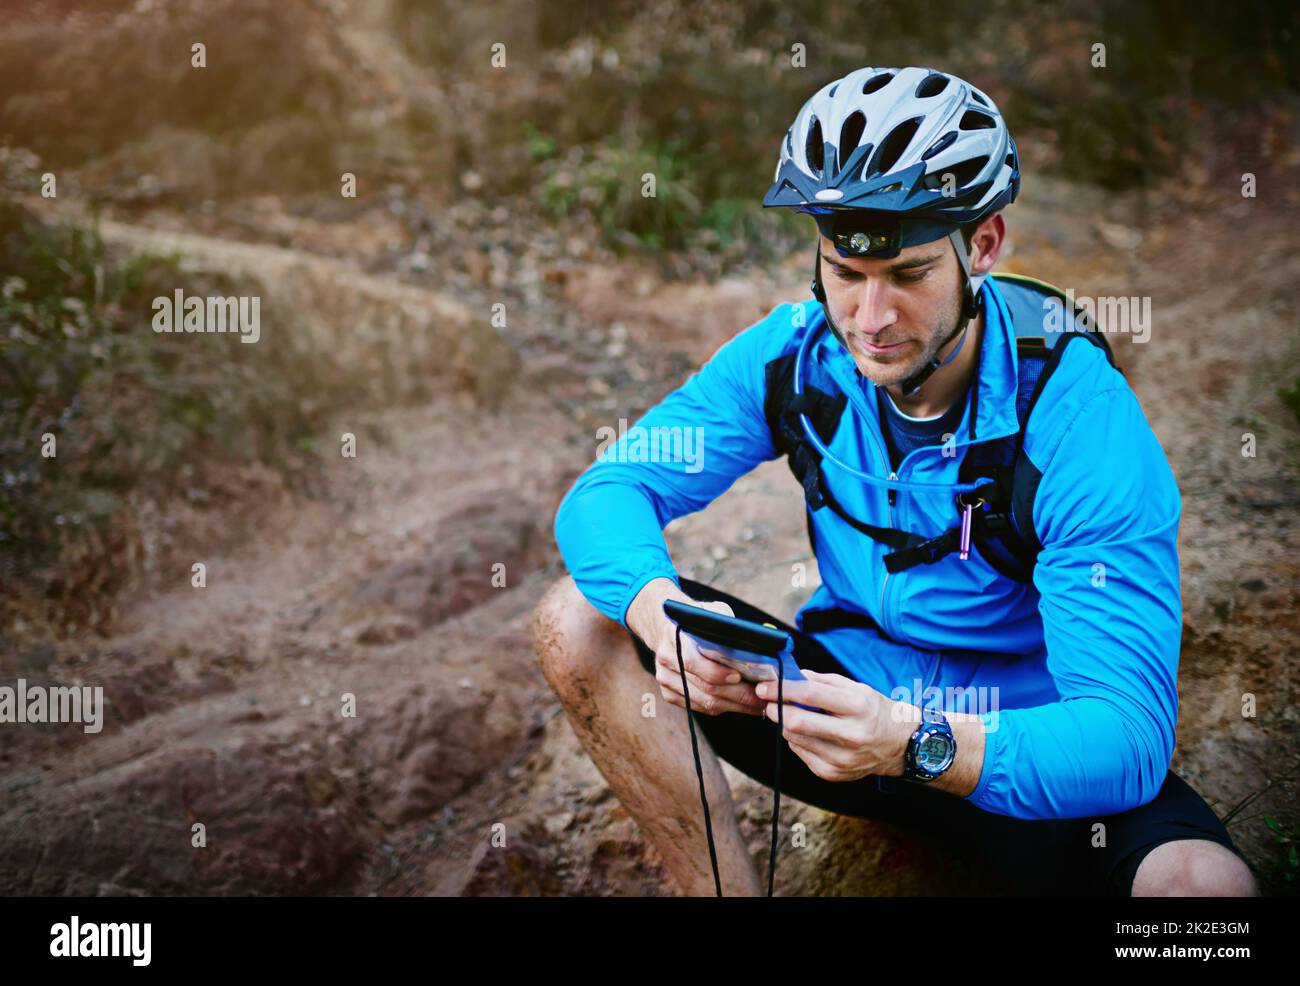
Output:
[553, 275, 1182, 822]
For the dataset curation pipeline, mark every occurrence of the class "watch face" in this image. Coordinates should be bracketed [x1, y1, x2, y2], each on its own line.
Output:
[917, 732, 954, 770]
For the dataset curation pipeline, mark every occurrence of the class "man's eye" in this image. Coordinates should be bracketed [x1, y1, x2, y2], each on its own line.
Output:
[895, 270, 929, 283]
[832, 267, 858, 281]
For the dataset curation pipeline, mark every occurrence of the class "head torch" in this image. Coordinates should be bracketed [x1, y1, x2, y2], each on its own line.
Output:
[803, 207, 960, 260]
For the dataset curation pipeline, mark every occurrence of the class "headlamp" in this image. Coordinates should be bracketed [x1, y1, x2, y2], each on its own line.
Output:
[802, 206, 960, 261]
[838, 228, 898, 257]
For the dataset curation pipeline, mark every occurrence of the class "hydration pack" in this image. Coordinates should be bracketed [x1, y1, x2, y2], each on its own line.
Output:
[763, 273, 1119, 584]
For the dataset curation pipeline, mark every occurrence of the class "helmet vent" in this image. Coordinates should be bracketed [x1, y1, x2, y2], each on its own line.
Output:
[922, 130, 958, 160]
[806, 117, 825, 175]
[868, 117, 920, 176]
[924, 154, 990, 190]
[861, 72, 893, 95]
[915, 73, 949, 98]
[855, 144, 874, 179]
[838, 112, 867, 170]
[970, 90, 989, 106]
[960, 109, 996, 130]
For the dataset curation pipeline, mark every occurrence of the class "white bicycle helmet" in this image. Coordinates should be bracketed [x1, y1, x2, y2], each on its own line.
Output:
[764, 65, 1018, 227]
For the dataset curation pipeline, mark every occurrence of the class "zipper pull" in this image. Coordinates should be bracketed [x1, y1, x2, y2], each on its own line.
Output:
[888, 471, 898, 507]
[958, 494, 983, 560]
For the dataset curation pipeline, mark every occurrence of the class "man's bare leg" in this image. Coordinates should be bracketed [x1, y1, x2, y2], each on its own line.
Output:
[532, 575, 763, 896]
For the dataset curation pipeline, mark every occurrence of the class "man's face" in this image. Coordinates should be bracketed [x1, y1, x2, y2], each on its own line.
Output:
[817, 232, 965, 388]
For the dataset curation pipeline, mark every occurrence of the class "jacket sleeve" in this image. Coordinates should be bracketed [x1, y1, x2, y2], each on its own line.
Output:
[552, 306, 791, 629]
[965, 380, 1183, 820]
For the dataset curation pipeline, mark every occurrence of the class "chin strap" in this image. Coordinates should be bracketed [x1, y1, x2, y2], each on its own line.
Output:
[896, 312, 970, 397]
[810, 229, 982, 398]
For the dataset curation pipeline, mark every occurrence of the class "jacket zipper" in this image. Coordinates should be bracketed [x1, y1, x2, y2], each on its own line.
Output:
[880, 470, 897, 612]
[874, 379, 983, 629]
[856, 418, 896, 624]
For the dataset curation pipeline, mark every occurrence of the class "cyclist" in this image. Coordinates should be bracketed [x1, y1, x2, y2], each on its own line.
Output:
[534, 66, 1257, 896]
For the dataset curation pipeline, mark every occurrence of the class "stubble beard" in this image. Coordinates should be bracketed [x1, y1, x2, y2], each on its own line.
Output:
[842, 293, 964, 389]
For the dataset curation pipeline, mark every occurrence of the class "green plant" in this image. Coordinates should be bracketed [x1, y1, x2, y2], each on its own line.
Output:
[522, 122, 558, 162]
[536, 136, 814, 260]
[1264, 815, 1299, 886]
[1277, 377, 1300, 427]
[538, 137, 704, 251]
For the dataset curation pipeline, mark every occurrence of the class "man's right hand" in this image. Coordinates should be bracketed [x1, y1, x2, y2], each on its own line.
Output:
[627, 577, 766, 718]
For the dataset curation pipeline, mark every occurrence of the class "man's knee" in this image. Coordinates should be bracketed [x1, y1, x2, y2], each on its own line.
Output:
[1131, 839, 1260, 896]
[531, 575, 625, 684]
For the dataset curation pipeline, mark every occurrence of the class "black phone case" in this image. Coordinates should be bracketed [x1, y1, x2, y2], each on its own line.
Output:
[662, 599, 792, 656]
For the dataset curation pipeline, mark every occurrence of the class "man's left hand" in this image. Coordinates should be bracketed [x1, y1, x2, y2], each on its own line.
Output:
[754, 668, 911, 782]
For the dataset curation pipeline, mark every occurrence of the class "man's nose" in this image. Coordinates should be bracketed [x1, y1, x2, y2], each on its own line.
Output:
[849, 278, 898, 336]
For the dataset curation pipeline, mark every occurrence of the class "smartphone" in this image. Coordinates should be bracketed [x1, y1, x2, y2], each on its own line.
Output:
[662, 599, 805, 684]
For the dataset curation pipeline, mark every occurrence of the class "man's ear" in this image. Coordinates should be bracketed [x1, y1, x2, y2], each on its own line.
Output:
[970, 213, 1006, 276]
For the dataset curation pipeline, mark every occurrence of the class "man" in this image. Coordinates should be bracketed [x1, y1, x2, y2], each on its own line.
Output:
[533, 66, 1257, 896]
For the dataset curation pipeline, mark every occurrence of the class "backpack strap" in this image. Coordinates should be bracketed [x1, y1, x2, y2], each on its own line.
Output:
[964, 275, 1120, 579]
[993, 272, 1120, 365]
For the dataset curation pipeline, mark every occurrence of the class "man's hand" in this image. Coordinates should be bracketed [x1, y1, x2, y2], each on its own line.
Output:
[627, 578, 765, 718]
[755, 668, 911, 780]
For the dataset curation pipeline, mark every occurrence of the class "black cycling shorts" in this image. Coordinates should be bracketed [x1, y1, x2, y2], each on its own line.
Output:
[630, 578, 1247, 896]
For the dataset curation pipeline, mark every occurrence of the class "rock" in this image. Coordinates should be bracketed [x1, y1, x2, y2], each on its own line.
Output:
[345, 491, 551, 629]
[1094, 221, 1143, 252]
[0, 729, 368, 894]
[764, 805, 1017, 896]
[362, 669, 533, 827]
[574, 816, 667, 896]
[356, 618, 419, 645]
[460, 825, 562, 896]
[544, 811, 575, 836]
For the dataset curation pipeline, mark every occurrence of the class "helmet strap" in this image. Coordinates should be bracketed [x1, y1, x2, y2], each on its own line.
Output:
[810, 248, 850, 346]
[949, 228, 983, 321]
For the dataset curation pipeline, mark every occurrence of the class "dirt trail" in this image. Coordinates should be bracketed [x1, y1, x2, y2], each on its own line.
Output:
[1, 175, 1295, 895]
